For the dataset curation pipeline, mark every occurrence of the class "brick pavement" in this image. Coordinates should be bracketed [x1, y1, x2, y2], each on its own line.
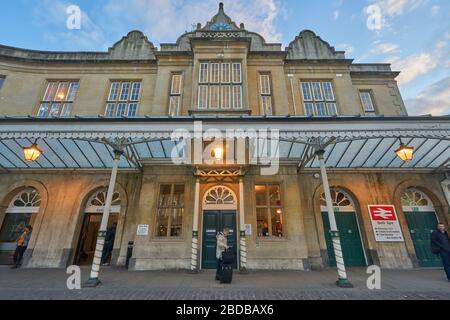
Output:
[0, 266, 449, 300]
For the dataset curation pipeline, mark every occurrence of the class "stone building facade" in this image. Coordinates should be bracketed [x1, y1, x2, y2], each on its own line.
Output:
[0, 3, 449, 272]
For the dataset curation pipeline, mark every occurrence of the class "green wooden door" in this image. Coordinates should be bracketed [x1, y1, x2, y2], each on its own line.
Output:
[404, 211, 442, 267]
[322, 211, 366, 267]
[201, 210, 237, 269]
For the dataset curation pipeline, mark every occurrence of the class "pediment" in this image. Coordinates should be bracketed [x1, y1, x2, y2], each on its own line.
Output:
[108, 31, 157, 60]
[286, 30, 345, 60]
[200, 2, 242, 32]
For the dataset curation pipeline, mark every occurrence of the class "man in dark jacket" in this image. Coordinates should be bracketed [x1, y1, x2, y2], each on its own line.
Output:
[101, 222, 117, 266]
[430, 223, 450, 281]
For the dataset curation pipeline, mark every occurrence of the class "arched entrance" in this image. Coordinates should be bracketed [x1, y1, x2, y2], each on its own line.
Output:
[74, 188, 121, 265]
[201, 186, 238, 269]
[0, 188, 40, 264]
[320, 189, 367, 267]
[401, 188, 442, 267]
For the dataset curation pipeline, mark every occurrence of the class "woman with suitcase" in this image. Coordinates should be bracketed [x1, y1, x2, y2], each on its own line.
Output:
[215, 228, 229, 281]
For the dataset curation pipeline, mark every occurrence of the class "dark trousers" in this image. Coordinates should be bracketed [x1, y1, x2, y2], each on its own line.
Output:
[440, 250, 450, 280]
[101, 241, 113, 264]
[13, 246, 27, 267]
[216, 258, 223, 279]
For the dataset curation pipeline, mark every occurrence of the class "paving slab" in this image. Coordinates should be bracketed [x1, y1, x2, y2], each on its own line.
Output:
[0, 266, 449, 300]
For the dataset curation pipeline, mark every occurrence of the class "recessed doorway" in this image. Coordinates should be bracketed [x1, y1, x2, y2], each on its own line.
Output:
[200, 186, 239, 270]
[73, 189, 121, 266]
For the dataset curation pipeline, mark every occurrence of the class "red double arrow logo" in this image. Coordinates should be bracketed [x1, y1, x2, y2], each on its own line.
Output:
[368, 205, 397, 221]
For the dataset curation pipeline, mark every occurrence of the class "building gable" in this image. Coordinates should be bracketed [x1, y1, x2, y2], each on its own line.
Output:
[286, 30, 346, 60]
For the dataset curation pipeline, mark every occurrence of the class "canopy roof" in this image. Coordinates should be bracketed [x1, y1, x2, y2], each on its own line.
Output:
[0, 116, 448, 172]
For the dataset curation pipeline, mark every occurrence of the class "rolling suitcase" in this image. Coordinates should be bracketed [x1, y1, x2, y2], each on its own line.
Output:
[220, 263, 233, 284]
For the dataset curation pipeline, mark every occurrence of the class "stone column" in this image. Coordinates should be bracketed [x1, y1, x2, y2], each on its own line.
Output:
[239, 177, 247, 273]
[317, 150, 353, 288]
[86, 150, 122, 287]
[190, 178, 200, 272]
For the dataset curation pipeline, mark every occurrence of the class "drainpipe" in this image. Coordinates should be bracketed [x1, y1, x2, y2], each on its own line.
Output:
[85, 149, 122, 287]
[317, 150, 353, 288]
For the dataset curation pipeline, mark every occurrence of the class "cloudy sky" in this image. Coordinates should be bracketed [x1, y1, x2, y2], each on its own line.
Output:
[0, 0, 449, 116]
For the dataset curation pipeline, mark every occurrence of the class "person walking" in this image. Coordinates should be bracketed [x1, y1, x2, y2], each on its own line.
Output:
[11, 225, 32, 269]
[101, 222, 117, 266]
[215, 228, 229, 281]
[430, 223, 450, 282]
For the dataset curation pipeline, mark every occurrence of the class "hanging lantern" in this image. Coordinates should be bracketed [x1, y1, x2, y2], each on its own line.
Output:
[23, 142, 43, 161]
[395, 140, 414, 161]
[212, 147, 223, 161]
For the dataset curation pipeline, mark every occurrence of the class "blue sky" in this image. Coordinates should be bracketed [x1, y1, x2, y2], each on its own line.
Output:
[0, 0, 449, 115]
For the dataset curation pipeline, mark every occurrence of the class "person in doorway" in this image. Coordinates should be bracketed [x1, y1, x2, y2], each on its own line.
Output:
[262, 222, 269, 237]
[101, 222, 117, 266]
[11, 225, 32, 269]
[215, 228, 229, 281]
[275, 221, 283, 237]
[430, 223, 450, 282]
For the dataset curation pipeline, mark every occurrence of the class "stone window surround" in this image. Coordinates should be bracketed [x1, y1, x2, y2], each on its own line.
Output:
[259, 72, 273, 116]
[154, 183, 185, 238]
[254, 183, 284, 239]
[168, 72, 183, 116]
[359, 89, 378, 116]
[37, 79, 79, 118]
[105, 80, 142, 117]
[300, 79, 338, 117]
[197, 60, 243, 110]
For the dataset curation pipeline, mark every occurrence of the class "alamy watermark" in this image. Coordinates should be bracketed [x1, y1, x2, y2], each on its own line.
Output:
[366, 4, 383, 31]
[66, 5, 81, 30]
[66, 265, 81, 290]
[170, 121, 280, 175]
[366, 265, 381, 290]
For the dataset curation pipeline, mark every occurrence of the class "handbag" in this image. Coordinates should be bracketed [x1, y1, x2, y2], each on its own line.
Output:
[221, 248, 236, 265]
[431, 245, 440, 255]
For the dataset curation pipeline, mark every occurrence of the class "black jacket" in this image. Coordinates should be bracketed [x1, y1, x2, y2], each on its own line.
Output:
[105, 227, 116, 243]
[430, 230, 450, 254]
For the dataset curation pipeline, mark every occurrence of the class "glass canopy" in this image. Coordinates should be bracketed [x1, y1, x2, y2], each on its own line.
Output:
[0, 116, 448, 171]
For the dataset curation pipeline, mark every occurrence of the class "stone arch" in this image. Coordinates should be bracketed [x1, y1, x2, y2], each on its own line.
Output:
[0, 187, 41, 251]
[393, 180, 448, 267]
[202, 185, 237, 210]
[401, 188, 435, 212]
[319, 189, 357, 212]
[69, 181, 128, 266]
[199, 184, 239, 270]
[312, 184, 368, 266]
[0, 180, 49, 263]
[394, 181, 446, 225]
